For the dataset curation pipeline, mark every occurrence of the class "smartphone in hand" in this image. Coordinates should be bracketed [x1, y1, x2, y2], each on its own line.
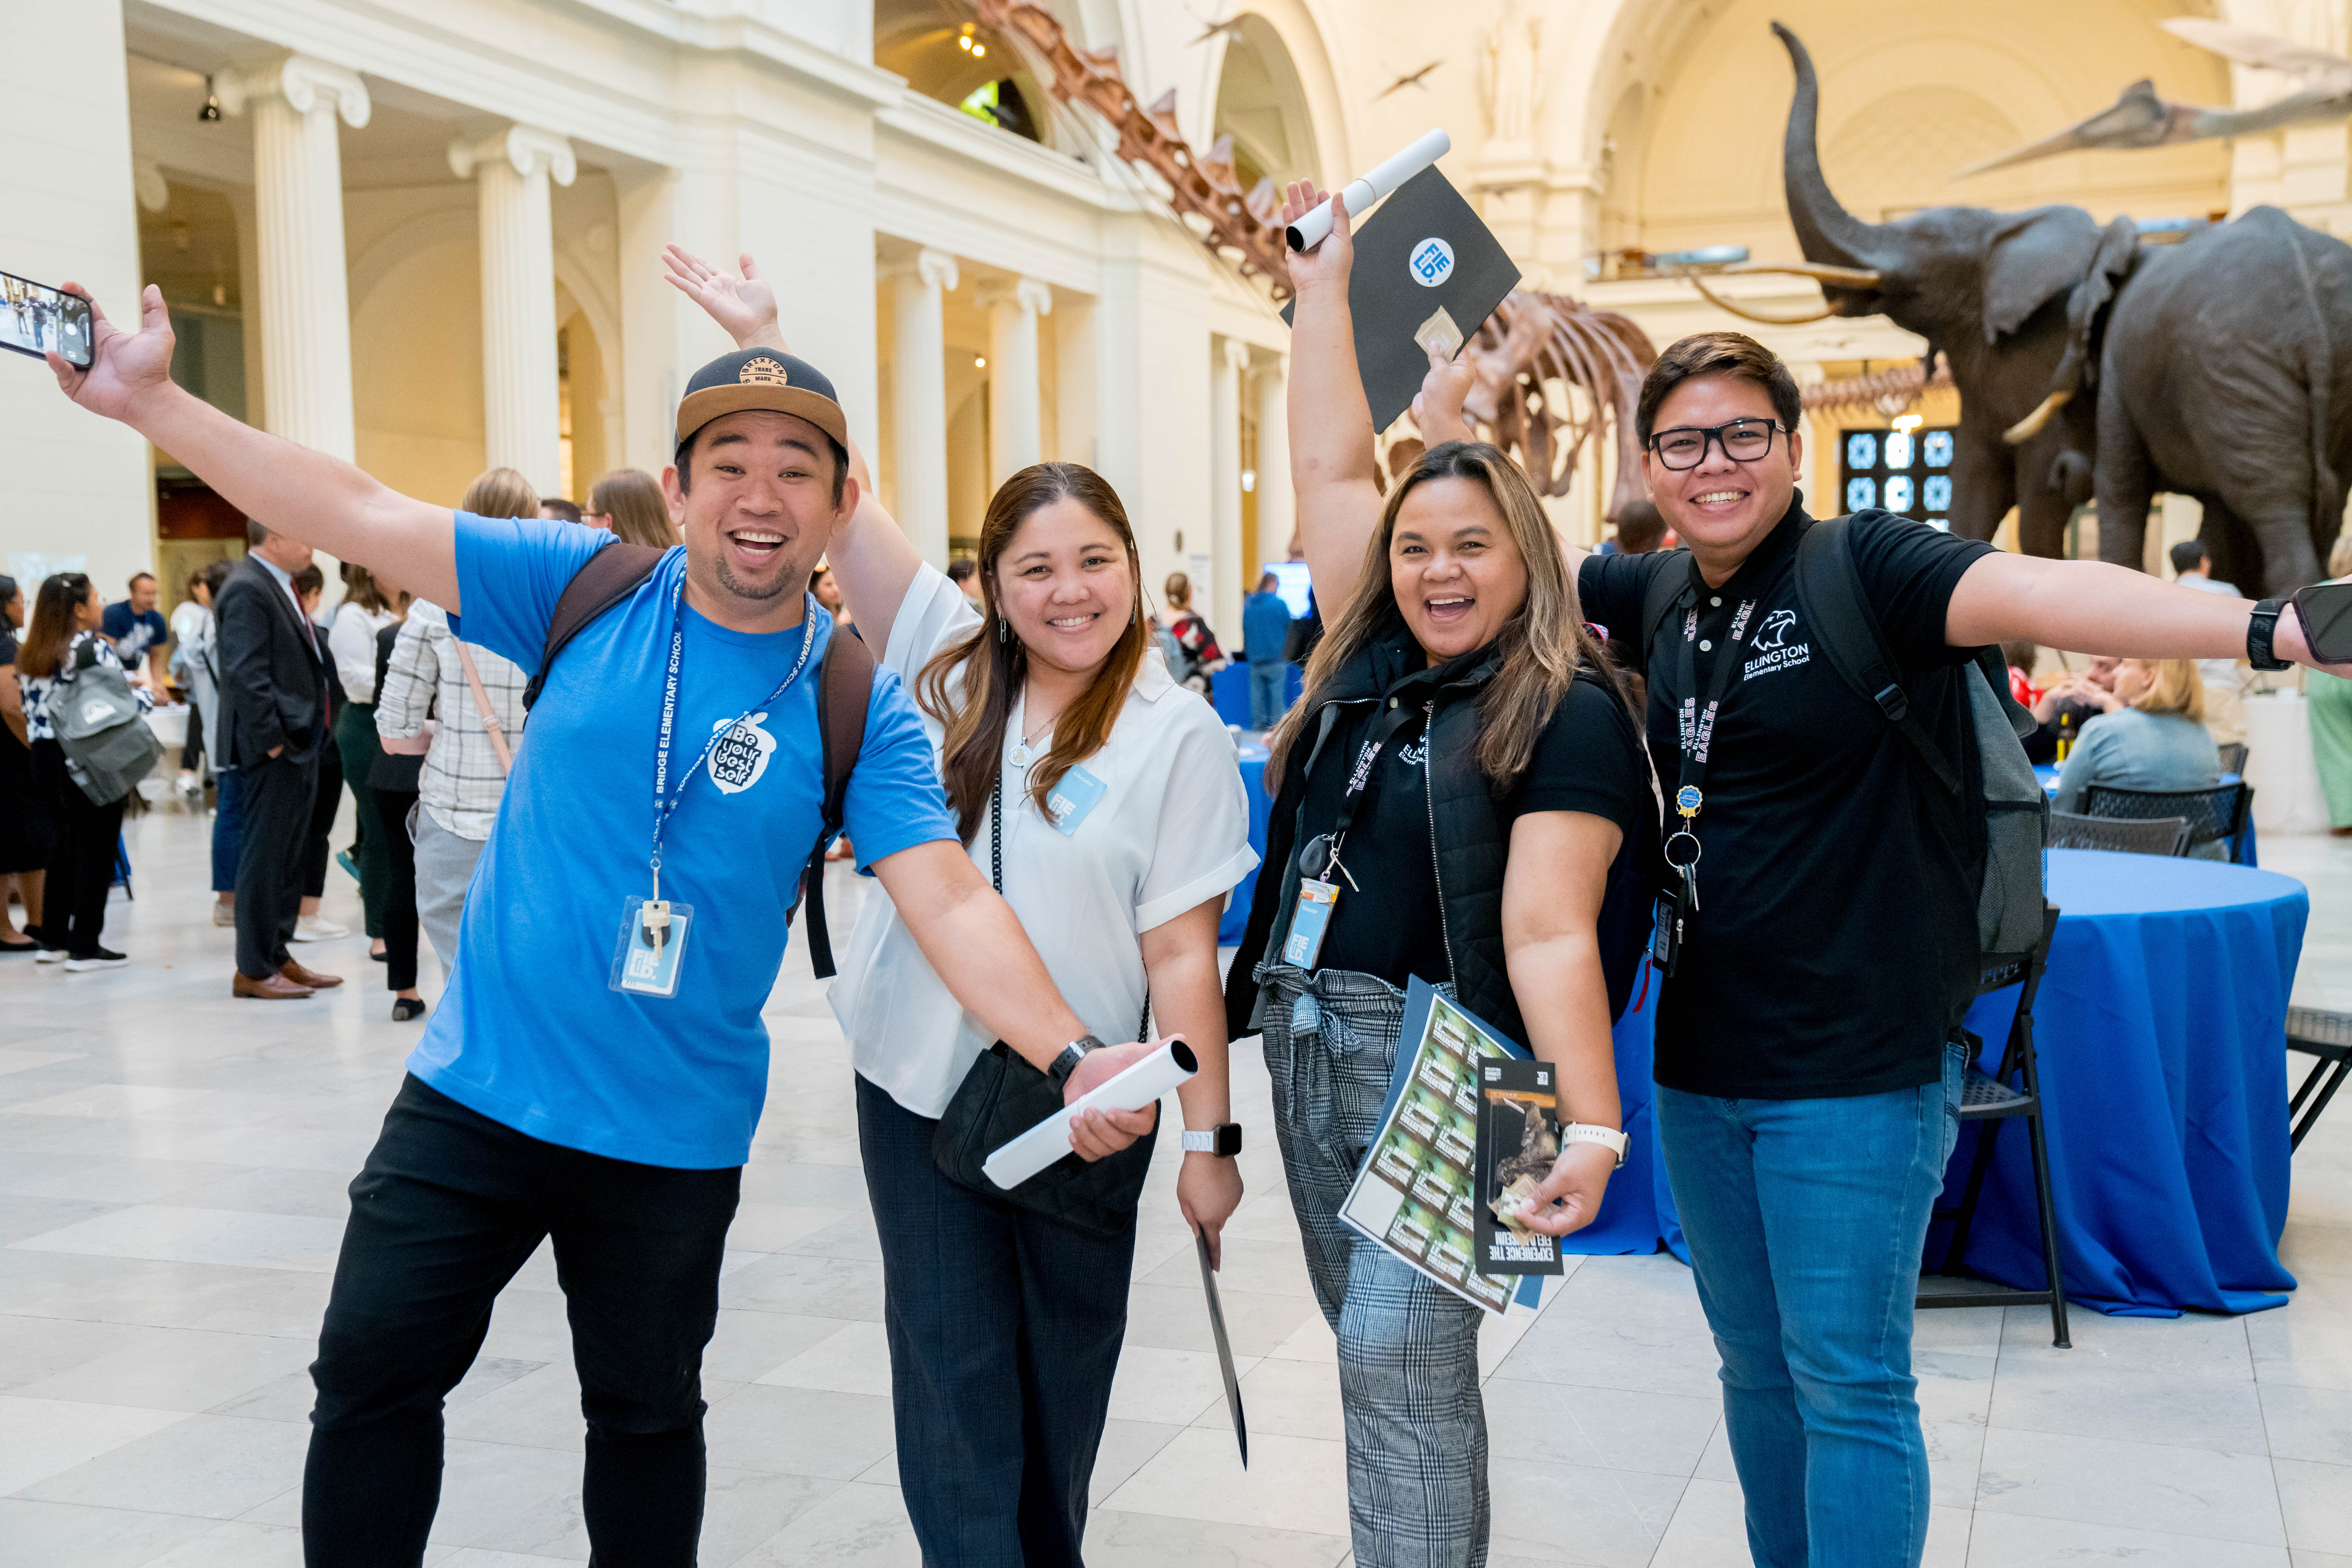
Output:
[0, 273, 94, 369]
[2294, 580, 2352, 665]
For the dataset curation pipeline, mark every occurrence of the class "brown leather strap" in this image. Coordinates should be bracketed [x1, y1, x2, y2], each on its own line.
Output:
[451, 641, 513, 775]
[796, 624, 875, 980]
[524, 542, 668, 710]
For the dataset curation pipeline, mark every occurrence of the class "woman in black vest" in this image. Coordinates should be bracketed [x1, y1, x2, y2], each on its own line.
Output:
[1223, 184, 1656, 1567]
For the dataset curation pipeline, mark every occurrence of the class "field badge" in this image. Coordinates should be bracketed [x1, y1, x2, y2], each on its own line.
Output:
[1046, 764, 1108, 836]
[611, 895, 694, 998]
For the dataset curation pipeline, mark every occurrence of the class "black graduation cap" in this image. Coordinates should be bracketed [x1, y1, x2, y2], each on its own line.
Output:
[1281, 163, 1521, 432]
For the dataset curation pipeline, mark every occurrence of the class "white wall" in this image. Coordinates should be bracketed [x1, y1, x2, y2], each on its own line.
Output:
[2, 0, 152, 596]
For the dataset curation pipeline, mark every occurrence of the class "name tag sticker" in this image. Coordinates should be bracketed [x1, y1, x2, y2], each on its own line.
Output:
[1046, 765, 1108, 836]
[610, 896, 694, 998]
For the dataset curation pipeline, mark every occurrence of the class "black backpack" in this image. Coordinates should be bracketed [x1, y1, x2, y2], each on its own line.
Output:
[523, 543, 874, 978]
[1636, 514, 2047, 970]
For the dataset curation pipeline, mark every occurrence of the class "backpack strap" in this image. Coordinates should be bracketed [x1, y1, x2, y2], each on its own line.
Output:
[523, 542, 668, 710]
[794, 622, 875, 981]
[1791, 516, 1962, 798]
[1637, 548, 1695, 671]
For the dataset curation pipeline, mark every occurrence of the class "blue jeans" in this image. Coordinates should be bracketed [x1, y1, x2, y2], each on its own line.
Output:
[1248, 660, 1287, 730]
[1656, 1041, 1966, 1568]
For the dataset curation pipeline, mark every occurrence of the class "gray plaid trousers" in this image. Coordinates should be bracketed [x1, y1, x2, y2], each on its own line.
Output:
[1258, 963, 1489, 1568]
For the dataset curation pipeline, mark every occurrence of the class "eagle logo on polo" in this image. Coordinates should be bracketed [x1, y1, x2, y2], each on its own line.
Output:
[708, 712, 779, 795]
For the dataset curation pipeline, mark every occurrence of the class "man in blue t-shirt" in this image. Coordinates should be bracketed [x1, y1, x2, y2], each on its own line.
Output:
[1241, 571, 1292, 729]
[53, 295, 1168, 1563]
[101, 570, 168, 688]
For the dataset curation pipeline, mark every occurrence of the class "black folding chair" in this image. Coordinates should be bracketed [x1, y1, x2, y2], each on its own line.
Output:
[2048, 810, 2189, 857]
[2080, 782, 2251, 863]
[1920, 902, 2070, 1348]
[2288, 1007, 2352, 1153]
[2217, 741, 2248, 775]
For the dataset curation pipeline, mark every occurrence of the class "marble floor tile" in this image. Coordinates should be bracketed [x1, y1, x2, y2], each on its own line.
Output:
[1102, 1428, 1350, 1536]
[1480, 1375, 1719, 1478]
[719, 1254, 886, 1322]
[2274, 1458, 2352, 1556]
[753, 1321, 894, 1399]
[11, 1204, 344, 1273]
[1088, 1419, 1184, 1505]
[730, 1480, 921, 1567]
[1485, 1454, 1687, 1567]
[0, 1394, 187, 1494]
[1998, 1304, 2256, 1379]
[700, 1384, 898, 1481]
[139, 1519, 307, 1568]
[1988, 1357, 2272, 1454]
[700, 1309, 858, 1385]
[1082, 1509, 1352, 1567]
[0, 1313, 154, 1390]
[1963, 1510, 2291, 1567]
[2262, 1381, 2352, 1466]
[1190, 1356, 1340, 1444]
[1973, 1426, 2287, 1546]
[10, 1325, 315, 1412]
[1120, 1278, 1319, 1359]
[696, 1467, 845, 1567]
[15, 1411, 307, 1520]
[0, 1498, 223, 1568]
[1106, 1344, 1260, 1427]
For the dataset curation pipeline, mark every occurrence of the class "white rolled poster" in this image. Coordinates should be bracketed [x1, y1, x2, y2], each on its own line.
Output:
[1284, 128, 1453, 252]
[983, 1039, 1199, 1189]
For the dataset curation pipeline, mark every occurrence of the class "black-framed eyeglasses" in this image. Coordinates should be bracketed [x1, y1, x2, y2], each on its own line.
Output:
[1648, 419, 1785, 471]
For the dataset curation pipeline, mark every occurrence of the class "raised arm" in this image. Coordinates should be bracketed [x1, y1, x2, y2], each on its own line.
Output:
[48, 286, 459, 609]
[1280, 185, 1385, 612]
[1945, 551, 2323, 668]
[663, 245, 923, 650]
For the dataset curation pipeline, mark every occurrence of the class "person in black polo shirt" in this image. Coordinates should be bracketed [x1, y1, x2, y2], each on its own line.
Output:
[1409, 329, 2335, 1568]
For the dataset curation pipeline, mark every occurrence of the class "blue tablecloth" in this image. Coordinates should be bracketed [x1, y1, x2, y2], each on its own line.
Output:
[2036, 765, 2255, 865]
[1222, 742, 1273, 945]
[1211, 664, 1305, 730]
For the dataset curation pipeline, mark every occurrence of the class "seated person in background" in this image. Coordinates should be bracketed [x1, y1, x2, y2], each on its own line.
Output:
[2169, 538, 2250, 748]
[2003, 640, 2043, 711]
[2052, 657, 2224, 855]
[2024, 652, 2119, 764]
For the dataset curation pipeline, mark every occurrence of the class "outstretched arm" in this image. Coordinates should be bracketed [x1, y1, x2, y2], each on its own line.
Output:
[1281, 185, 1385, 614]
[1946, 552, 2323, 668]
[48, 286, 459, 609]
[665, 245, 923, 650]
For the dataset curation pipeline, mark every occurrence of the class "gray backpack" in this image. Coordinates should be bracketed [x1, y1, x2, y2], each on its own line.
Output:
[55, 638, 164, 806]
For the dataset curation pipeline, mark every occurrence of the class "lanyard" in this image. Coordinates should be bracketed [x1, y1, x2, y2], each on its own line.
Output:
[1298, 698, 1426, 888]
[1663, 586, 1756, 898]
[648, 584, 819, 899]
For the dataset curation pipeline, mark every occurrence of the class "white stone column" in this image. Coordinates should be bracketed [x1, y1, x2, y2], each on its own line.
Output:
[980, 277, 1053, 487]
[219, 55, 369, 461]
[1211, 338, 1250, 647]
[1254, 353, 1293, 563]
[450, 125, 577, 494]
[889, 249, 959, 568]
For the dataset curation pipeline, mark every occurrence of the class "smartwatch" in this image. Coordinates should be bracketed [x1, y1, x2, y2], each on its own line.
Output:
[2248, 597, 2293, 672]
[1561, 1123, 1630, 1169]
[1181, 1124, 1244, 1157]
[1045, 1034, 1105, 1091]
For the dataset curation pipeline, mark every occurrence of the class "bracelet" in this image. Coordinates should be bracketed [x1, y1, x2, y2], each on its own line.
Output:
[2248, 597, 2292, 672]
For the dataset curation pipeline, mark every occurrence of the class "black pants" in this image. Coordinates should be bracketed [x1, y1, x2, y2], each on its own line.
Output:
[300, 731, 343, 900]
[855, 1073, 1137, 1568]
[304, 1075, 740, 1568]
[235, 751, 315, 978]
[376, 786, 420, 992]
[30, 739, 125, 957]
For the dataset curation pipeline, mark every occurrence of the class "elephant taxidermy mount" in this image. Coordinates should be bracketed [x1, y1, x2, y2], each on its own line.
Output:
[1758, 23, 2345, 594]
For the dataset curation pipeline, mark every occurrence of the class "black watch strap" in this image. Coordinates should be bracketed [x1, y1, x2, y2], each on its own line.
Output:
[2248, 597, 2292, 671]
[1046, 1035, 1104, 1091]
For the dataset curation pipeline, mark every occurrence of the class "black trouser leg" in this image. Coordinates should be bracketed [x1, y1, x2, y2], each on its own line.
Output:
[32, 739, 125, 956]
[377, 787, 420, 992]
[304, 1077, 549, 1567]
[236, 752, 315, 978]
[337, 704, 389, 937]
[550, 1133, 739, 1565]
[31, 739, 74, 948]
[301, 734, 342, 900]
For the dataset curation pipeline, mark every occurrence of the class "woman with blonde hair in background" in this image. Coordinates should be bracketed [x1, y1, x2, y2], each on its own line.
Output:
[583, 467, 679, 549]
[2052, 656, 2226, 852]
[377, 468, 535, 973]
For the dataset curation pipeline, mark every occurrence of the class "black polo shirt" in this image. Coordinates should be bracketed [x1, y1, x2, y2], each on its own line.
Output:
[1579, 503, 1993, 1099]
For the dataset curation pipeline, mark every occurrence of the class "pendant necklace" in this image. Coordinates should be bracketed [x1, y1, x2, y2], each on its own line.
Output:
[1010, 702, 1060, 769]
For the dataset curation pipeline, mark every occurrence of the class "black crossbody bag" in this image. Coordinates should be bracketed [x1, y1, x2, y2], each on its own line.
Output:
[930, 772, 1158, 1239]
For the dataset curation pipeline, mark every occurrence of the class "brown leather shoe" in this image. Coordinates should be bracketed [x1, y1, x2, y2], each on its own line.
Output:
[280, 959, 344, 989]
[235, 970, 314, 1000]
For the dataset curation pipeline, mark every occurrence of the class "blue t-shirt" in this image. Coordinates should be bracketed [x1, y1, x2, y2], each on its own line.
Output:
[1242, 591, 1292, 666]
[103, 601, 168, 664]
[405, 514, 959, 1167]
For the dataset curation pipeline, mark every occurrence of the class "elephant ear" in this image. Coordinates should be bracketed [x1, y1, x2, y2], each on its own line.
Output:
[1981, 208, 2103, 344]
[2052, 215, 2141, 392]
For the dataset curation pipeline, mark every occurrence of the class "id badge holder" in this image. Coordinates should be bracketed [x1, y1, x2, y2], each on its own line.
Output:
[611, 895, 695, 998]
[1282, 878, 1340, 970]
[1648, 880, 1683, 978]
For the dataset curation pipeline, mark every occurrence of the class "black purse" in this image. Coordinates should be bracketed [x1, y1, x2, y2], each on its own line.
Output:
[930, 772, 1158, 1240]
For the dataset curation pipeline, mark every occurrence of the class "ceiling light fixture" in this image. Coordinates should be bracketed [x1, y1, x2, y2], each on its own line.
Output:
[959, 34, 971, 49]
[974, 356, 986, 368]
[972, 44, 985, 57]
[199, 75, 222, 122]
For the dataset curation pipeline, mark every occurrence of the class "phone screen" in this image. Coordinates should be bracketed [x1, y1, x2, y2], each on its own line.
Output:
[2296, 580, 2352, 665]
[0, 272, 93, 369]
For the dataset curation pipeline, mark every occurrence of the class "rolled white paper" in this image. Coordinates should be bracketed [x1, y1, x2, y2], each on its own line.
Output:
[1284, 129, 1453, 252]
[983, 1039, 1200, 1189]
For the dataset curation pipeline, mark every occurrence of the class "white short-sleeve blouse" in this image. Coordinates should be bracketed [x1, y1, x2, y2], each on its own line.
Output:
[831, 564, 1259, 1118]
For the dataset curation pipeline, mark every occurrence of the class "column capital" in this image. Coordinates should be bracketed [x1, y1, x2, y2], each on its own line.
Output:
[977, 276, 1053, 316]
[883, 248, 960, 291]
[219, 54, 370, 129]
[1220, 338, 1253, 374]
[449, 124, 577, 188]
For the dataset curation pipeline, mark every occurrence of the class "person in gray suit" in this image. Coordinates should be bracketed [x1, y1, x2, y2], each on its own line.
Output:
[214, 520, 342, 999]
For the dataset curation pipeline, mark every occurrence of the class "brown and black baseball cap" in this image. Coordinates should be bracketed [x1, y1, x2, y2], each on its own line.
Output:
[674, 348, 848, 451]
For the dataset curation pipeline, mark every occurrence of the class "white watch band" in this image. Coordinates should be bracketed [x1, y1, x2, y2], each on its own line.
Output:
[1181, 1130, 1216, 1153]
[1561, 1123, 1629, 1169]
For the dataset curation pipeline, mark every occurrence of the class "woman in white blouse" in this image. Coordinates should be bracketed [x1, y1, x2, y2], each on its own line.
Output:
[665, 246, 1257, 1567]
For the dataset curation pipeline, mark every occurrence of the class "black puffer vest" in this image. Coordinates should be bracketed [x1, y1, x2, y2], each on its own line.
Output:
[1224, 628, 1527, 1046]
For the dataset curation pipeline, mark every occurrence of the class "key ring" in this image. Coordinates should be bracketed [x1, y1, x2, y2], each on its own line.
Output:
[1663, 830, 1701, 871]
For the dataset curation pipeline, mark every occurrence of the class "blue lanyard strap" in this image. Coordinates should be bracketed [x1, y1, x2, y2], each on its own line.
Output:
[649, 584, 819, 887]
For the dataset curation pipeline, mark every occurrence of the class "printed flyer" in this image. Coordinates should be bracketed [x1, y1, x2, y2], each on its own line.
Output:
[1473, 1058, 1566, 1279]
[1337, 978, 1546, 1316]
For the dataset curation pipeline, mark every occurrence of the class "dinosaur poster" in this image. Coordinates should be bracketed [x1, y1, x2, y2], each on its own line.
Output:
[1473, 1059, 1566, 1279]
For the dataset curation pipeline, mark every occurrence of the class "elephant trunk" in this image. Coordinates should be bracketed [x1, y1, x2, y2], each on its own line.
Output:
[1775, 23, 1887, 280]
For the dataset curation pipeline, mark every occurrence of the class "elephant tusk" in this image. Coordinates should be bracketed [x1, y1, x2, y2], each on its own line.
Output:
[1678, 270, 1841, 326]
[1720, 261, 1884, 287]
[2002, 389, 2074, 445]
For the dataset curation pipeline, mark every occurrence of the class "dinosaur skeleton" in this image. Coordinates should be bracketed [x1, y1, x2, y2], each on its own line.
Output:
[967, 0, 1657, 518]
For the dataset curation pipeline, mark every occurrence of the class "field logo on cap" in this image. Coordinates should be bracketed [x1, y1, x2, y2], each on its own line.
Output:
[739, 356, 791, 386]
[1410, 237, 1454, 288]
